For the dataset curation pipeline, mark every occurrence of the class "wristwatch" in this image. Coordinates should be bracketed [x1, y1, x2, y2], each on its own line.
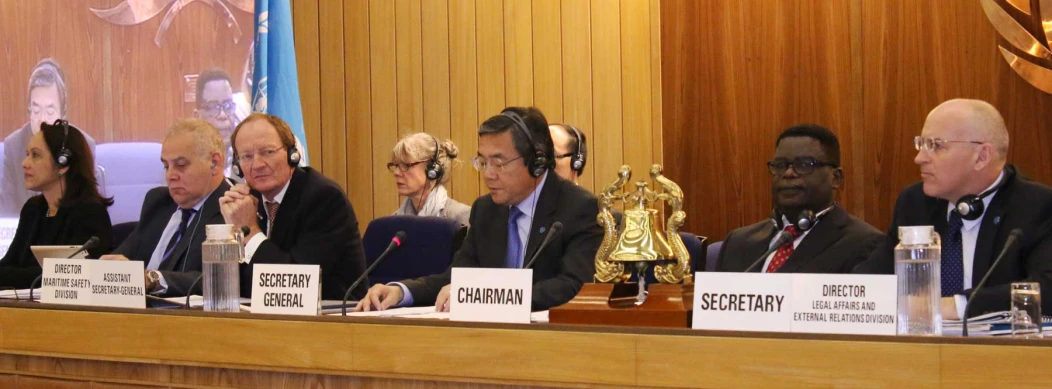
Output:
[146, 270, 161, 292]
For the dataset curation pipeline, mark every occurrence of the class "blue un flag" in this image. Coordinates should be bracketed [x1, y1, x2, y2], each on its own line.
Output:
[252, 0, 309, 165]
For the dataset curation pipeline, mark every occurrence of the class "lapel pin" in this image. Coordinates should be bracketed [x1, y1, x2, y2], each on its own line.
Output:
[539, 226, 547, 234]
[993, 216, 1001, 225]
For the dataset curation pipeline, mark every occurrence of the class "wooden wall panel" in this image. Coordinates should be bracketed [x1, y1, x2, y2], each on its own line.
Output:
[293, 0, 323, 172]
[661, 0, 1052, 244]
[0, 0, 253, 143]
[345, 0, 375, 225]
[292, 0, 662, 231]
[448, 0, 482, 204]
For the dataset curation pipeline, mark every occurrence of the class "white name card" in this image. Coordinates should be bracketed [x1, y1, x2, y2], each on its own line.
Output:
[41, 258, 145, 308]
[790, 274, 897, 335]
[692, 272, 793, 332]
[251, 264, 320, 316]
[450, 268, 532, 324]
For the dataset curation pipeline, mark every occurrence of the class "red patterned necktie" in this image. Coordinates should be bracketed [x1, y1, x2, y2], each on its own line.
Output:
[765, 225, 801, 273]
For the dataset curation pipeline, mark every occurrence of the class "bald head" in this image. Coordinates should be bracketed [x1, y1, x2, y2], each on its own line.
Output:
[925, 99, 1009, 161]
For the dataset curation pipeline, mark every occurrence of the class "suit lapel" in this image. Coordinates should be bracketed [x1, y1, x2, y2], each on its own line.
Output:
[523, 175, 560, 266]
[258, 168, 305, 245]
[143, 195, 177, 260]
[779, 207, 848, 273]
[972, 173, 1014, 285]
[743, 223, 777, 272]
[158, 181, 230, 271]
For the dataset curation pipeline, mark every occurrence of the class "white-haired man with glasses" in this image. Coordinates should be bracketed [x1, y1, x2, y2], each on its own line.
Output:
[856, 99, 1052, 320]
[714, 124, 882, 273]
[357, 106, 603, 312]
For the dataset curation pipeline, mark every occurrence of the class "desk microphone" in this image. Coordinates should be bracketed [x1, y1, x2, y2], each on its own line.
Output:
[185, 226, 251, 308]
[743, 230, 795, 273]
[343, 231, 406, 316]
[524, 222, 563, 269]
[962, 228, 1023, 337]
[29, 236, 100, 301]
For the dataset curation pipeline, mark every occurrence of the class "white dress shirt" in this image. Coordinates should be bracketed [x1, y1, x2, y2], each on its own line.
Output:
[949, 170, 1005, 318]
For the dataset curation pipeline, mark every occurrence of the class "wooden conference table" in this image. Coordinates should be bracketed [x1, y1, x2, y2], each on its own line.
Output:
[0, 301, 1048, 388]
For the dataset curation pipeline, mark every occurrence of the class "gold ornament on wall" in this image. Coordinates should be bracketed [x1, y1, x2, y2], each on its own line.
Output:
[981, 0, 1052, 93]
[91, 0, 253, 47]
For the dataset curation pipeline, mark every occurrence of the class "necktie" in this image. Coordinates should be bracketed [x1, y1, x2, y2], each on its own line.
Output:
[765, 225, 801, 273]
[505, 207, 524, 268]
[265, 201, 280, 234]
[942, 211, 965, 296]
[161, 208, 196, 265]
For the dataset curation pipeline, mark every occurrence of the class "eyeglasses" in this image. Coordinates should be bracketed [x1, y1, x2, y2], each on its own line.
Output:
[199, 100, 236, 118]
[914, 136, 984, 152]
[766, 157, 837, 176]
[472, 156, 524, 173]
[387, 160, 429, 172]
[236, 146, 285, 165]
[28, 106, 58, 118]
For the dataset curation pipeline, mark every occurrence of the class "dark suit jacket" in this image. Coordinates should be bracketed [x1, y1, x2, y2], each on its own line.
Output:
[402, 173, 603, 311]
[715, 206, 883, 273]
[855, 165, 1052, 317]
[0, 196, 113, 288]
[113, 181, 230, 296]
[241, 167, 368, 300]
[1, 123, 97, 217]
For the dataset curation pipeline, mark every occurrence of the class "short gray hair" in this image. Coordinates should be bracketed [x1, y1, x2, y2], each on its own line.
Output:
[165, 118, 226, 165]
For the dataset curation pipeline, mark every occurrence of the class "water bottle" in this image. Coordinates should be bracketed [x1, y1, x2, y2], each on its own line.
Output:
[202, 224, 243, 312]
[895, 226, 942, 335]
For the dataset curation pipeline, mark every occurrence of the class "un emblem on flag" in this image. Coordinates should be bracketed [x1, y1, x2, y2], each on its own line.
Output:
[982, 0, 1052, 93]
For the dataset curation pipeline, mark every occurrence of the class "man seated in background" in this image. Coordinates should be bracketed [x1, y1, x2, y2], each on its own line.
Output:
[549, 124, 587, 185]
[855, 99, 1052, 319]
[219, 113, 368, 300]
[358, 107, 603, 312]
[2, 58, 96, 217]
[715, 124, 882, 273]
[194, 67, 242, 180]
[101, 119, 230, 296]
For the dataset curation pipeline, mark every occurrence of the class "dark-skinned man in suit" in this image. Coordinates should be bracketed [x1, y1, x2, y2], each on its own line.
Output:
[715, 124, 883, 274]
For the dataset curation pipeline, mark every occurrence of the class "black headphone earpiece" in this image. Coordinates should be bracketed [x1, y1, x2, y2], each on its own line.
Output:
[501, 111, 547, 178]
[955, 176, 1007, 220]
[54, 119, 71, 168]
[566, 125, 585, 174]
[425, 135, 444, 181]
[287, 144, 301, 167]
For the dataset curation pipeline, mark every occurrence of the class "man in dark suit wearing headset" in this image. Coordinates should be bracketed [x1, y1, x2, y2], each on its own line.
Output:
[101, 119, 230, 297]
[550, 123, 587, 185]
[855, 99, 1052, 320]
[218, 113, 368, 300]
[357, 106, 604, 312]
[715, 124, 883, 274]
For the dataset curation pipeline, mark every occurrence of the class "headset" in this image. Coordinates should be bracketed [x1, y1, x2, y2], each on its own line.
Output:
[564, 125, 586, 174]
[54, 119, 72, 170]
[955, 174, 1009, 221]
[501, 111, 548, 178]
[771, 205, 835, 232]
[231, 140, 301, 178]
[425, 135, 444, 181]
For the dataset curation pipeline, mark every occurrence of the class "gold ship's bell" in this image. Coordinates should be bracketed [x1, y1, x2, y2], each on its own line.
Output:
[608, 208, 675, 263]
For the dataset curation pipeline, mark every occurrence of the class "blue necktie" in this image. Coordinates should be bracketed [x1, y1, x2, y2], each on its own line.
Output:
[162, 208, 196, 266]
[942, 211, 965, 296]
[505, 207, 524, 268]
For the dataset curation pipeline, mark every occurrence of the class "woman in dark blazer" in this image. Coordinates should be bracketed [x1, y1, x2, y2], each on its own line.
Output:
[0, 120, 113, 289]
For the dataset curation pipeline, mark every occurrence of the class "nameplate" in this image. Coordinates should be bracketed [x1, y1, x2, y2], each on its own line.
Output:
[692, 272, 793, 332]
[41, 258, 146, 308]
[789, 274, 897, 335]
[251, 264, 320, 316]
[450, 268, 532, 324]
